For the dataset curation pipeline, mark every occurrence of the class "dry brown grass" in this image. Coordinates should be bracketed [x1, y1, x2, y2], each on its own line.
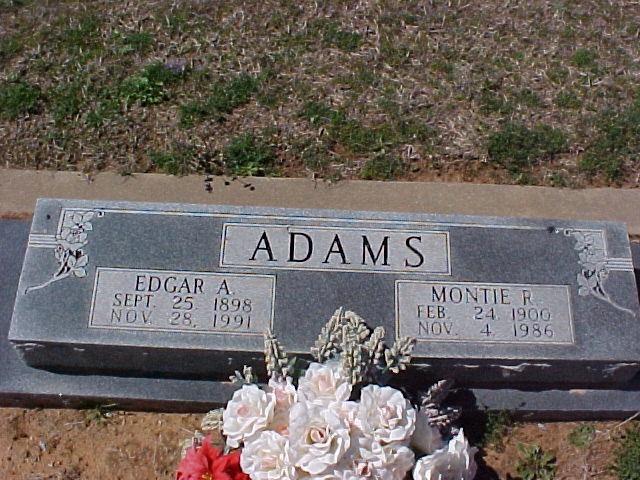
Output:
[0, 0, 639, 186]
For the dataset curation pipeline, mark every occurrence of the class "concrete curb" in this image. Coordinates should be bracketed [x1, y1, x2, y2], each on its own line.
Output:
[1, 168, 639, 234]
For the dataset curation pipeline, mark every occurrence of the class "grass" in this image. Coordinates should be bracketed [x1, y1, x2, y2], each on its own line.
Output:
[0, 0, 637, 186]
[555, 91, 582, 109]
[360, 154, 405, 180]
[117, 31, 154, 54]
[487, 123, 568, 173]
[614, 425, 640, 480]
[320, 20, 362, 52]
[572, 48, 598, 70]
[515, 443, 557, 480]
[148, 144, 196, 176]
[180, 73, 259, 127]
[0, 81, 41, 119]
[51, 81, 84, 122]
[223, 133, 277, 176]
[300, 101, 434, 158]
[579, 99, 640, 181]
[58, 14, 103, 56]
[0, 35, 22, 62]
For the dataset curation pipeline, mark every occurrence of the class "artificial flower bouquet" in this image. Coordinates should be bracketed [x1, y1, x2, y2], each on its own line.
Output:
[177, 308, 477, 480]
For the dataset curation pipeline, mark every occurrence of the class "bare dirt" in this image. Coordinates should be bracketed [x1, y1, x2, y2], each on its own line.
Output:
[0, 407, 634, 480]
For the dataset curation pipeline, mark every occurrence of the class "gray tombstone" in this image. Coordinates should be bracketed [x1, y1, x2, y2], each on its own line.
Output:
[9, 198, 640, 386]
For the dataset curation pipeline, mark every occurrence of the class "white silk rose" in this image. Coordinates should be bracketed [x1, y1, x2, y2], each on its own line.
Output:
[288, 400, 351, 475]
[411, 407, 444, 454]
[223, 384, 275, 448]
[266, 376, 297, 435]
[357, 385, 416, 444]
[297, 361, 352, 407]
[358, 441, 415, 480]
[312, 441, 414, 480]
[241, 430, 297, 480]
[412, 429, 478, 480]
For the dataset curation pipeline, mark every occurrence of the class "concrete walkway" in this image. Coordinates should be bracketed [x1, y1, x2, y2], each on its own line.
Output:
[1, 169, 639, 234]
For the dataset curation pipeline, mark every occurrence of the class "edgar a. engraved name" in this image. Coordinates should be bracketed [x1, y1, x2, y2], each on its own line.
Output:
[220, 223, 451, 274]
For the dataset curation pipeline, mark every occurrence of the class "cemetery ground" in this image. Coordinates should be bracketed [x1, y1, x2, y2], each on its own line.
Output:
[1, 407, 640, 480]
[0, 0, 639, 187]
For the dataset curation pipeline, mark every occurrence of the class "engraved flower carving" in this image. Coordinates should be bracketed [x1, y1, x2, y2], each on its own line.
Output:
[26, 209, 101, 294]
[59, 211, 95, 245]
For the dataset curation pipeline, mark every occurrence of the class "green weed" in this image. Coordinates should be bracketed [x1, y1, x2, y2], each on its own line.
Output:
[117, 31, 154, 54]
[555, 91, 582, 109]
[223, 133, 277, 176]
[180, 73, 259, 127]
[547, 65, 570, 84]
[613, 425, 640, 480]
[479, 87, 514, 115]
[83, 403, 117, 425]
[572, 48, 598, 70]
[51, 81, 84, 122]
[360, 153, 405, 180]
[119, 62, 184, 108]
[568, 423, 595, 449]
[579, 99, 640, 180]
[480, 410, 513, 451]
[321, 21, 362, 52]
[300, 101, 434, 155]
[487, 123, 568, 173]
[149, 144, 196, 176]
[0, 80, 41, 119]
[515, 443, 556, 480]
[59, 15, 102, 54]
[514, 88, 542, 108]
[0, 35, 22, 62]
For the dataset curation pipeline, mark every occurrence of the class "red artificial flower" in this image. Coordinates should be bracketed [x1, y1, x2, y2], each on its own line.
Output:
[176, 436, 250, 480]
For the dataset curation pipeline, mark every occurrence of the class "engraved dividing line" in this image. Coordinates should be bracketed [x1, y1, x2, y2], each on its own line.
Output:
[606, 258, 635, 271]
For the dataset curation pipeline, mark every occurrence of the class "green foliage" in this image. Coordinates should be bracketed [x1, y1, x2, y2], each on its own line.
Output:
[614, 425, 640, 480]
[572, 48, 598, 70]
[547, 65, 570, 84]
[555, 91, 582, 109]
[0, 35, 22, 62]
[0, 81, 41, 119]
[568, 423, 595, 449]
[119, 62, 184, 108]
[86, 97, 120, 128]
[180, 73, 259, 127]
[487, 123, 568, 173]
[320, 21, 362, 52]
[83, 403, 117, 425]
[579, 100, 640, 181]
[479, 87, 513, 115]
[299, 101, 433, 156]
[117, 31, 154, 54]
[51, 81, 84, 122]
[515, 443, 557, 480]
[148, 144, 196, 176]
[360, 153, 406, 180]
[481, 410, 513, 450]
[514, 88, 542, 108]
[223, 133, 277, 176]
[59, 15, 102, 54]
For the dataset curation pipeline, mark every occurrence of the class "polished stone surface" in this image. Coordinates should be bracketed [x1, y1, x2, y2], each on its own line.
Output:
[8, 199, 640, 385]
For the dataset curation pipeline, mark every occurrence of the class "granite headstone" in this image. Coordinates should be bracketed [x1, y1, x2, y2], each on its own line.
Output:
[9, 198, 640, 386]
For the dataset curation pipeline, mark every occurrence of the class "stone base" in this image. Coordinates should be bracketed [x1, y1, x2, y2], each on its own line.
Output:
[2, 219, 640, 420]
